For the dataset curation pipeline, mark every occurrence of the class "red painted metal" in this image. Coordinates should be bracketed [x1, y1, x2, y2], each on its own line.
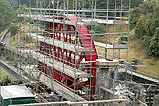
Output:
[66, 14, 98, 95]
[38, 14, 98, 100]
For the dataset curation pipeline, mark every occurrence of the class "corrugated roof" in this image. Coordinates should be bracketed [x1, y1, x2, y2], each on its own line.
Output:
[0, 85, 35, 99]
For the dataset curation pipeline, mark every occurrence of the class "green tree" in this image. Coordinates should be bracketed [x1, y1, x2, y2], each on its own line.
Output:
[130, 0, 158, 29]
[0, 0, 16, 30]
[149, 27, 159, 57]
[131, 0, 159, 57]
[9, 23, 18, 36]
[128, 0, 143, 8]
[134, 14, 151, 39]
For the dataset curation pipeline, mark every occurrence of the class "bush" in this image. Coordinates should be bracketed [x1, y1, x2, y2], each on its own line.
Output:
[131, 0, 159, 57]
[9, 23, 18, 36]
[149, 27, 159, 57]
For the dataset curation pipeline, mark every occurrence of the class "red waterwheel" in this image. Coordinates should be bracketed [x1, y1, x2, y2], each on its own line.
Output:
[38, 14, 98, 100]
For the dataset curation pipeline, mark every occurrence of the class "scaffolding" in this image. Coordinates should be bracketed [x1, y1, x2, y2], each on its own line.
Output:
[14, 0, 130, 105]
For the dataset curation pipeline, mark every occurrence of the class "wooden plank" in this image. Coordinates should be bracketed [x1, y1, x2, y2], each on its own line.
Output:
[94, 41, 113, 49]
[28, 33, 90, 52]
[118, 68, 159, 83]
[96, 59, 119, 66]
[30, 70, 86, 101]
[94, 41, 128, 49]
[18, 14, 128, 25]
[21, 50, 92, 78]
[17, 14, 83, 26]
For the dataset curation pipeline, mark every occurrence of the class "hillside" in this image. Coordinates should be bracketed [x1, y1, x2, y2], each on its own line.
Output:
[129, 0, 159, 77]
[128, 30, 159, 78]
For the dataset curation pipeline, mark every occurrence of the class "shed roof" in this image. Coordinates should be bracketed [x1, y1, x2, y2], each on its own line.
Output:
[0, 85, 35, 99]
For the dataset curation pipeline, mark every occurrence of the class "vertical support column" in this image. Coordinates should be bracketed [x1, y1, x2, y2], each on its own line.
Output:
[96, 59, 119, 100]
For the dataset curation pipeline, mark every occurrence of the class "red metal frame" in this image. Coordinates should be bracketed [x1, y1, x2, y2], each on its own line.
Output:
[38, 14, 98, 100]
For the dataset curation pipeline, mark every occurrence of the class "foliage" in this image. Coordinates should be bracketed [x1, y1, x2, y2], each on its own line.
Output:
[129, 0, 143, 8]
[130, 0, 158, 28]
[0, 0, 16, 30]
[9, 30, 18, 48]
[131, 0, 159, 57]
[96, 0, 143, 9]
[87, 24, 105, 33]
[9, 34, 18, 47]
[0, 70, 7, 80]
[149, 27, 159, 57]
[134, 14, 151, 39]
[16, 4, 29, 14]
[7, 0, 19, 8]
[9, 23, 18, 36]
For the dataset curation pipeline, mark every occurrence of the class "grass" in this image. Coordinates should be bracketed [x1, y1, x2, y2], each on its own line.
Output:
[9, 33, 30, 48]
[137, 65, 159, 78]
[9, 34, 18, 47]
[0, 70, 14, 85]
[96, 46, 128, 59]
[107, 24, 128, 33]
[94, 26, 159, 78]
[92, 24, 129, 43]
[9, 23, 38, 48]
[93, 24, 129, 60]
[0, 70, 7, 80]
[128, 30, 159, 78]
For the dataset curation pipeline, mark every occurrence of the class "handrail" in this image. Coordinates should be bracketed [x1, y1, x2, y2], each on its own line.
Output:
[0, 28, 9, 42]
[9, 99, 126, 106]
